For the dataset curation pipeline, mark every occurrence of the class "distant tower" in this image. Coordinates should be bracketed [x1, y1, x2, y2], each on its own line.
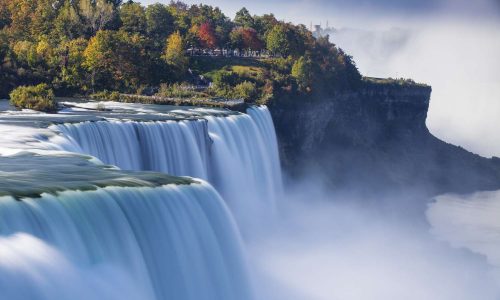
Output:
[314, 25, 322, 37]
[326, 20, 329, 29]
[310, 22, 313, 31]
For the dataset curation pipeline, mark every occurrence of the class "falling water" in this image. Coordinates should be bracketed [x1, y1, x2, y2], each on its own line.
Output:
[0, 183, 253, 300]
[0, 104, 282, 299]
[53, 106, 283, 229]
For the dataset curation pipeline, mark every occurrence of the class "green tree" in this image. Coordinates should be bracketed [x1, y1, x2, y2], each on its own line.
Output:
[120, 2, 146, 34]
[266, 24, 288, 56]
[253, 14, 278, 38]
[234, 8, 254, 28]
[53, 38, 89, 93]
[145, 3, 174, 41]
[229, 28, 244, 51]
[54, 0, 84, 40]
[291, 56, 312, 90]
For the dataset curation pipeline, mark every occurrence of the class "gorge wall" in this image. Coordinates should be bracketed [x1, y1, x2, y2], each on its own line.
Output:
[269, 81, 500, 196]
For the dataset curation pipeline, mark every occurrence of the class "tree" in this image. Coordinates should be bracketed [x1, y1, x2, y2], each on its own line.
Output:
[163, 31, 187, 73]
[231, 27, 263, 51]
[197, 22, 217, 49]
[54, 0, 84, 40]
[83, 30, 115, 90]
[79, 0, 116, 35]
[229, 28, 244, 51]
[4, 0, 57, 40]
[0, 0, 11, 30]
[291, 56, 312, 90]
[234, 8, 254, 28]
[53, 38, 89, 93]
[241, 27, 263, 50]
[167, 1, 190, 34]
[145, 3, 174, 41]
[254, 14, 278, 38]
[120, 2, 146, 34]
[266, 24, 288, 56]
[84, 30, 148, 91]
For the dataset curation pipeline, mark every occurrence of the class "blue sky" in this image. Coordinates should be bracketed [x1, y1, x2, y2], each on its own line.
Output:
[139, 0, 500, 26]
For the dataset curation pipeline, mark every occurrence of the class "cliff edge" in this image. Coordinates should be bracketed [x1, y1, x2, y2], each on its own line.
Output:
[269, 79, 500, 196]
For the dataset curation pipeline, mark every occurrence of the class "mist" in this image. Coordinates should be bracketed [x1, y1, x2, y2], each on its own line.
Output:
[331, 19, 500, 158]
[249, 179, 500, 300]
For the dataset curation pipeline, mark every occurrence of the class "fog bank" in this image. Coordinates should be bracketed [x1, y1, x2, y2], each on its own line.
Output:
[332, 20, 500, 158]
[250, 182, 500, 300]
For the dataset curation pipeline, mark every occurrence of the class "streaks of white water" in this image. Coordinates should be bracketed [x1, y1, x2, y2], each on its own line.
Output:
[52, 106, 283, 230]
[0, 183, 253, 300]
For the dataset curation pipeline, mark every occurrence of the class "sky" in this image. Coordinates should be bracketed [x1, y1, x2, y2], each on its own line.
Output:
[141, 0, 500, 158]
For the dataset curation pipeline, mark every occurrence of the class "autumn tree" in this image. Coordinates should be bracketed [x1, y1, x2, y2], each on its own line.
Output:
[84, 30, 149, 90]
[197, 22, 217, 49]
[230, 27, 263, 51]
[4, 0, 57, 40]
[241, 27, 263, 50]
[163, 31, 188, 73]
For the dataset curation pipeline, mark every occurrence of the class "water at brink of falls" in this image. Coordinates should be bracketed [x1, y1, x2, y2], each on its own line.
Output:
[53, 106, 283, 229]
[0, 184, 252, 300]
[0, 105, 283, 300]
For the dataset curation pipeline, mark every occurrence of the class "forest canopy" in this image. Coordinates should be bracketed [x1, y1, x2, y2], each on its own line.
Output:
[0, 0, 361, 103]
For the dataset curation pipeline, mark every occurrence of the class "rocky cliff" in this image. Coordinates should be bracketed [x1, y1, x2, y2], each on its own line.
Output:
[269, 80, 500, 196]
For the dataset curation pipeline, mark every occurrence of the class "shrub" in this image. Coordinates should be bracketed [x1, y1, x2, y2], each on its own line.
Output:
[233, 81, 258, 102]
[9, 84, 57, 112]
[90, 90, 121, 101]
[212, 70, 238, 90]
[157, 83, 205, 98]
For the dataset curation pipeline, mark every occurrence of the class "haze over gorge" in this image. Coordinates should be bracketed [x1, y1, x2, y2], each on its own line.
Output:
[0, 0, 499, 300]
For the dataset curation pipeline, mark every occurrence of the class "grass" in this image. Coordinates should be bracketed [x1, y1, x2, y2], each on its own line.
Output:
[363, 76, 429, 87]
[190, 56, 265, 78]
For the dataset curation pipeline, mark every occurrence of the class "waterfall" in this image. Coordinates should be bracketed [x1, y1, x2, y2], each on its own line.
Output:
[0, 183, 253, 300]
[53, 106, 283, 229]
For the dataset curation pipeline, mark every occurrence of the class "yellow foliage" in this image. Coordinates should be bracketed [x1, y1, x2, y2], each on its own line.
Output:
[163, 31, 187, 72]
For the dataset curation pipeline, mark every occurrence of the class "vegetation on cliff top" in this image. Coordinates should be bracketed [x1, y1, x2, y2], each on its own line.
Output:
[0, 0, 367, 109]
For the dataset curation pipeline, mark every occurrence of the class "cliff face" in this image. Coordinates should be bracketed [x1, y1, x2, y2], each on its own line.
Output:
[269, 82, 500, 196]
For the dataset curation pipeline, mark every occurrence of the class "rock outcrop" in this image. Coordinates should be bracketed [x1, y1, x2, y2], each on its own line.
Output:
[269, 81, 500, 196]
